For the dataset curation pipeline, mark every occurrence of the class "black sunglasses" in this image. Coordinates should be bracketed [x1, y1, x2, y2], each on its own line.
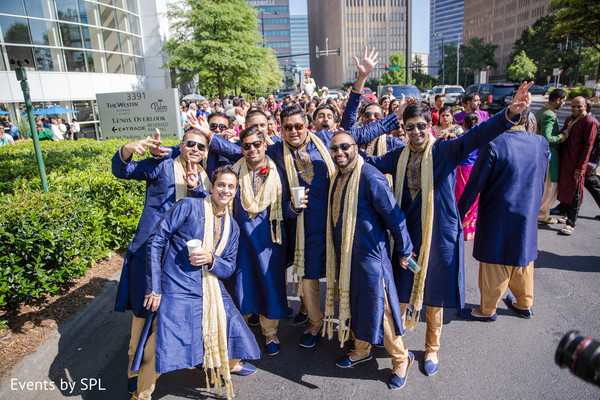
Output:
[241, 140, 264, 150]
[329, 143, 356, 152]
[282, 123, 305, 132]
[209, 123, 227, 131]
[363, 111, 382, 120]
[405, 122, 428, 132]
[183, 140, 206, 151]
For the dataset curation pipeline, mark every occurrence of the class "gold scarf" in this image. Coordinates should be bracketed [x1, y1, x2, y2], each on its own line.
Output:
[324, 156, 363, 347]
[201, 198, 234, 399]
[394, 135, 435, 329]
[174, 156, 210, 200]
[566, 111, 587, 134]
[233, 155, 283, 244]
[283, 133, 335, 295]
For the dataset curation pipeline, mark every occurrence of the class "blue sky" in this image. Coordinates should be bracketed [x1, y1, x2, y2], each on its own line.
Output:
[289, 1, 430, 53]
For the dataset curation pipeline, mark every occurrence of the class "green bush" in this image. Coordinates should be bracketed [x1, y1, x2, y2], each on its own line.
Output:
[567, 87, 593, 99]
[0, 138, 180, 307]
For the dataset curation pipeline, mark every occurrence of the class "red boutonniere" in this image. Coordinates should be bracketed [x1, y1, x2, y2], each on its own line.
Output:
[259, 166, 271, 176]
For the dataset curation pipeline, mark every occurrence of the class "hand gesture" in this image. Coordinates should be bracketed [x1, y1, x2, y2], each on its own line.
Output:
[185, 160, 199, 188]
[354, 47, 380, 78]
[393, 94, 418, 121]
[148, 128, 172, 157]
[122, 134, 160, 159]
[508, 81, 534, 118]
[143, 293, 161, 312]
[186, 114, 211, 138]
[189, 249, 214, 267]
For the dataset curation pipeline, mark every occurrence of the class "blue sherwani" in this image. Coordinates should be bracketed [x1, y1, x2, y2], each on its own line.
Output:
[147, 197, 261, 374]
[209, 116, 400, 279]
[111, 151, 207, 318]
[226, 165, 299, 318]
[330, 163, 413, 344]
[367, 109, 520, 308]
[457, 129, 550, 266]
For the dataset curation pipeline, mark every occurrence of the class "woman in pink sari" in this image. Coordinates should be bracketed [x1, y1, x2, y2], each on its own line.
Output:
[455, 112, 479, 241]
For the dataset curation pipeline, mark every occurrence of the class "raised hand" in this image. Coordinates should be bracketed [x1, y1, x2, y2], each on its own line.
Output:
[121, 134, 161, 160]
[185, 159, 199, 188]
[394, 94, 418, 121]
[148, 128, 172, 157]
[354, 47, 381, 78]
[186, 114, 211, 138]
[508, 81, 534, 118]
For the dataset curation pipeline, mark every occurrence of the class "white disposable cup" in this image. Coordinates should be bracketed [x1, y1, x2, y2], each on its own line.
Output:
[186, 239, 203, 254]
[291, 186, 305, 207]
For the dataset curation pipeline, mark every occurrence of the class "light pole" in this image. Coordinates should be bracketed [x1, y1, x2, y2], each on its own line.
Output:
[434, 33, 444, 85]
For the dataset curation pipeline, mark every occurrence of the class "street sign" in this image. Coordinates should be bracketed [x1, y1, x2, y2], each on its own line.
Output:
[553, 68, 560, 76]
[547, 75, 551, 83]
[97, 88, 181, 140]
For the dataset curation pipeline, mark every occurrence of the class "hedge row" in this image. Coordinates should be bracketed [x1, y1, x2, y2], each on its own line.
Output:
[547, 86, 594, 99]
[0, 138, 175, 307]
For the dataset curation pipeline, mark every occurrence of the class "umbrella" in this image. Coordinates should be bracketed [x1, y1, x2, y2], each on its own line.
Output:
[38, 105, 80, 115]
[0, 110, 9, 115]
[182, 93, 206, 101]
[21, 108, 46, 116]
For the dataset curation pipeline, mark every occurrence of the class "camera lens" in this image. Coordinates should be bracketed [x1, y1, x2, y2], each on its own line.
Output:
[555, 330, 600, 387]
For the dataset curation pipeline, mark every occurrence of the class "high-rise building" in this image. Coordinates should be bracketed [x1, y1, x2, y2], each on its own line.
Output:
[429, 0, 463, 79]
[290, 14, 310, 76]
[463, 0, 550, 81]
[245, 0, 291, 70]
[307, 0, 411, 89]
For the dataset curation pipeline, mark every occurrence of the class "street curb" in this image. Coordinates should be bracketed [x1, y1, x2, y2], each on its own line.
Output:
[0, 269, 123, 399]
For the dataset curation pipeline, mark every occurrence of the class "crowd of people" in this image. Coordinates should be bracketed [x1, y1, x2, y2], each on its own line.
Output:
[0, 116, 81, 145]
[112, 48, 598, 400]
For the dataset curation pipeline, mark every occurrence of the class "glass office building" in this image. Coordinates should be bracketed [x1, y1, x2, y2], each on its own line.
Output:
[429, 0, 463, 79]
[0, 0, 162, 138]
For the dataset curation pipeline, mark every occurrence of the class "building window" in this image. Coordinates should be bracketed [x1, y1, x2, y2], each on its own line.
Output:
[56, 0, 80, 22]
[5, 45, 35, 70]
[0, 15, 32, 44]
[64, 48, 86, 71]
[24, 0, 55, 19]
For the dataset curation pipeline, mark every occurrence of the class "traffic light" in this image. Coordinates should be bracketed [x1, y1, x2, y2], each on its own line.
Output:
[384, 64, 389, 71]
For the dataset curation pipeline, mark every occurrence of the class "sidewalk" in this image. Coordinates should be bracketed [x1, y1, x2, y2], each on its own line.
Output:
[0, 271, 129, 400]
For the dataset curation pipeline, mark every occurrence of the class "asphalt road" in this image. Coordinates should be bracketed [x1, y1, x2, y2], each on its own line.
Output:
[3, 95, 598, 400]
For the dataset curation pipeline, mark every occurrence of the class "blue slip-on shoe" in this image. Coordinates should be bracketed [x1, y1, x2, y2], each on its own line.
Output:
[127, 375, 138, 394]
[231, 362, 258, 376]
[503, 294, 533, 319]
[299, 325, 323, 348]
[423, 352, 439, 376]
[294, 311, 308, 325]
[266, 340, 280, 356]
[387, 352, 414, 390]
[336, 351, 372, 368]
[457, 307, 498, 322]
[247, 313, 260, 327]
[286, 306, 294, 319]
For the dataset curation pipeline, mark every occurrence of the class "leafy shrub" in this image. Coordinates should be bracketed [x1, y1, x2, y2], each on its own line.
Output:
[567, 87, 593, 99]
[0, 138, 178, 307]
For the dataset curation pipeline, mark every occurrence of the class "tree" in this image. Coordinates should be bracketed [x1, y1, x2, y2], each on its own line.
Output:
[510, 14, 592, 85]
[381, 52, 415, 85]
[549, 0, 600, 54]
[413, 54, 423, 74]
[162, 0, 283, 98]
[507, 50, 538, 81]
[412, 72, 439, 89]
[438, 37, 497, 87]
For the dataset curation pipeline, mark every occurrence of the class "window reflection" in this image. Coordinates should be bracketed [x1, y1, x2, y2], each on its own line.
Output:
[102, 29, 120, 52]
[128, 14, 140, 35]
[34, 47, 62, 71]
[60, 23, 83, 48]
[85, 50, 106, 73]
[0, 16, 32, 45]
[79, 1, 101, 26]
[122, 54, 133, 74]
[132, 36, 142, 56]
[99, 5, 116, 29]
[3, 1, 26, 16]
[24, 0, 55, 19]
[64, 49, 86, 71]
[81, 26, 104, 50]
[106, 52, 122, 73]
[55, 0, 80, 22]
[29, 19, 58, 46]
[119, 33, 132, 54]
[134, 56, 143, 75]
[126, 0, 138, 14]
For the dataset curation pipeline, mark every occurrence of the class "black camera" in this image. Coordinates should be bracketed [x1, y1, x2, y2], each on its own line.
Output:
[555, 330, 600, 387]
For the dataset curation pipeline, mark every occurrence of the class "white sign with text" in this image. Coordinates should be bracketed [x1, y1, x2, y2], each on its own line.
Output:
[97, 88, 181, 140]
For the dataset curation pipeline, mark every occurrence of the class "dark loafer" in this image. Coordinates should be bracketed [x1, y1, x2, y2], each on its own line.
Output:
[294, 311, 308, 325]
[503, 294, 533, 318]
[299, 325, 322, 348]
[286, 306, 294, 319]
[247, 314, 260, 326]
[127, 375, 138, 394]
[335, 351, 372, 368]
[387, 352, 414, 390]
[457, 307, 498, 322]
